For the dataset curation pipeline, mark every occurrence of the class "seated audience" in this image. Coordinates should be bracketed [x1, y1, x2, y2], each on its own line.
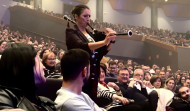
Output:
[0, 43, 56, 111]
[97, 63, 142, 111]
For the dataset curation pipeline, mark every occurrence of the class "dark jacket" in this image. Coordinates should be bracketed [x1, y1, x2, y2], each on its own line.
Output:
[0, 86, 56, 111]
[115, 82, 148, 103]
[66, 25, 108, 102]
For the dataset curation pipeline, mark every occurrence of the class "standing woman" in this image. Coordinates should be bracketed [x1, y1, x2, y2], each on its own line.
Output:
[66, 4, 116, 102]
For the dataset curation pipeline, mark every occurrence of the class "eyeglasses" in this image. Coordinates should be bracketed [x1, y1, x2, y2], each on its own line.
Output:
[120, 73, 129, 77]
[47, 58, 56, 60]
[134, 74, 144, 77]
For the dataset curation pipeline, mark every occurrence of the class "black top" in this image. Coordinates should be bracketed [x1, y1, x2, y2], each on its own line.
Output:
[66, 25, 108, 102]
[116, 82, 148, 103]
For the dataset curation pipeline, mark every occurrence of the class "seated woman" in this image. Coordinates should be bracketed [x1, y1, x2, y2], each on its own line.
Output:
[42, 52, 62, 78]
[164, 78, 176, 93]
[97, 63, 142, 111]
[150, 75, 162, 89]
[0, 43, 56, 111]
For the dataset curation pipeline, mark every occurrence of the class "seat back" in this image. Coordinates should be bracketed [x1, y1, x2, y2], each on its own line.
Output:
[36, 78, 62, 101]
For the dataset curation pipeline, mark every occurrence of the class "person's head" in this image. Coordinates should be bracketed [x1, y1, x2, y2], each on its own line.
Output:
[133, 69, 144, 81]
[99, 63, 107, 82]
[150, 75, 162, 88]
[178, 86, 190, 102]
[39, 48, 50, 59]
[117, 67, 129, 84]
[61, 49, 90, 84]
[142, 65, 150, 73]
[144, 72, 151, 81]
[57, 49, 65, 60]
[42, 52, 56, 68]
[180, 76, 186, 84]
[117, 60, 124, 68]
[0, 43, 46, 92]
[155, 67, 160, 74]
[0, 40, 7, 53]
[71, 4, 90, 28]
[182, 71, 188, 77]
[184, 78, 190, 88]
[127, 65, 133, 73]
[108, 61, 117, 75]
[159, 71, 166, 81]
[164, 78, 176, 92]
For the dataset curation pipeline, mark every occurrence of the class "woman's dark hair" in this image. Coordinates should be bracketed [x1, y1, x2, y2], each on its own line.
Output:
[100, 63, 107, 74]
[61, 48, 90, 81]
[40, 49, 49, 59]
[150, 75, 162, 86]
[71, 4, 89, 19]
[0, 43, 36, 92]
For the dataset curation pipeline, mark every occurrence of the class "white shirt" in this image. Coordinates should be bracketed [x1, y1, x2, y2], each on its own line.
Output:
[55, 87, 105, 111]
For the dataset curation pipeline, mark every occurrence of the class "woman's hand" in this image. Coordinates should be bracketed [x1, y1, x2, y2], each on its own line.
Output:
[104, 28, 116, 45]
[113, 95, 129, 105]
[107, 82, 120, 91]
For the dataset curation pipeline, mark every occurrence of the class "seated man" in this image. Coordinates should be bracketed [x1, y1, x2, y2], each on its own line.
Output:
[114, 68, 151, 111]
[54, 49, 105, 111]
[169, 86, 190, 111]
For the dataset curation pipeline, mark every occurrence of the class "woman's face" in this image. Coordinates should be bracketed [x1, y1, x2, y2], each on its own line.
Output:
[181, 77, 186, 84]
[59, 51, 65, 60]
[99, 67, 105, 82]
[0, 41, 7, 52]
[75, 8, 91, 28]
[45, 55, 56, 67]
[153, 78, 162, 88]
[166, 80, 175, 91]
[144, 73, 151, 81]
[33, 55, 46, 86]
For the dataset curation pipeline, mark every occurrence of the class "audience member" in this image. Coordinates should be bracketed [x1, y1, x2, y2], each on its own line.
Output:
[170, 86, 190, 111]
[150, 75, 162, 89]
[0, 43, 56, 111]
[107, 61, 118, 78]
[42, 52, 62, 78]
[54, 49, 105, 111]
[164, 78, 176, 93]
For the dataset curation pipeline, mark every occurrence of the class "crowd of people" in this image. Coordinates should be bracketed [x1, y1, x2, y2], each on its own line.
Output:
[13, 2, 190, 47]
[0, 3, 190, 111]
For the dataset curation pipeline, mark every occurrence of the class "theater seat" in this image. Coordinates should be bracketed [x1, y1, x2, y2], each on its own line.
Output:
[104, 77, 117, 84]
[36, 78, 62, 101]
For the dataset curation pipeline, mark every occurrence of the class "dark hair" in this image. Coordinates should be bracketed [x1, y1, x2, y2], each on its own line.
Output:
[40, 49, 49, 59]
[0, 43, 36, 92]
[100, 63, 107, 75]
[150, 75, 162, 86]
[108, 61, 117, 67]
[118, 67, 129, 75]
[71, 4, 89, 19]
[61, 49, 90, 81]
